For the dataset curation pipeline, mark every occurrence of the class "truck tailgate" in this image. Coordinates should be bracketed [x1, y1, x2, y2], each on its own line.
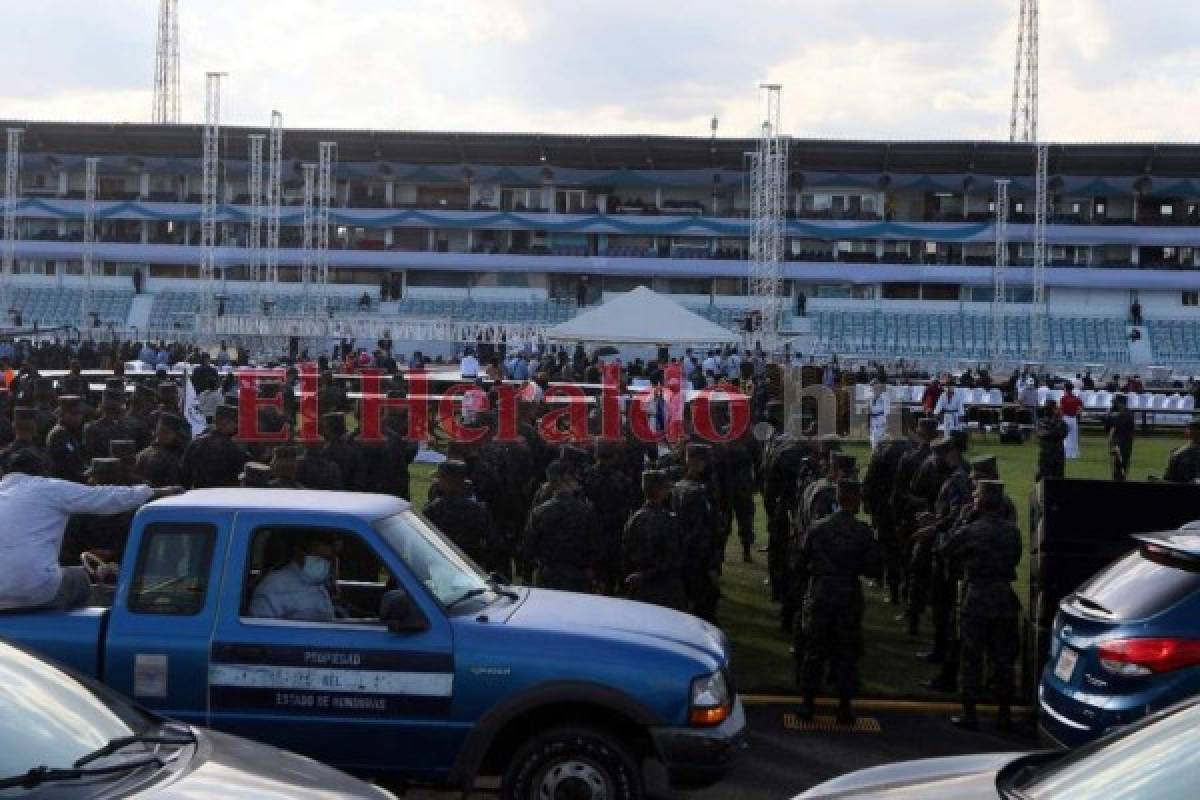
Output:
[0, 607, 109, 678]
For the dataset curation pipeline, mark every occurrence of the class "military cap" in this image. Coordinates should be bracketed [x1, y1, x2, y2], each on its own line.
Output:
[832, 453, 857, 473]
[272, 445, 299, 461]
[836, 478, 862, 496]
[104, 377, 126, 392]
[641, 469, 672, 492]
[13, 406, 38, 423]
[85, 457, 123, 483]
[101, 390, 126, 409]
[931, 437, 956, 457]
[686, 442, 713, 462]
[57, 395, 82, 412]
[436, 459, 469, 480]
[214, 404, 239, 421]
[109, 440, 137, 459]
[321, 412, 346, 436]
[969, 455, 999, 479]
[239, 462, 273, 488]
[916, 417, 940, 435]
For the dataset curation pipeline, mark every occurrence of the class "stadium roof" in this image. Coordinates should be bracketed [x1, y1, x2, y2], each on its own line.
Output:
[3, 119, 1200, 177]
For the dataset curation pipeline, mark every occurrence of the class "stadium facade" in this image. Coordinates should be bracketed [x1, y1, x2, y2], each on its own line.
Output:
[2, 120, 1200, 366]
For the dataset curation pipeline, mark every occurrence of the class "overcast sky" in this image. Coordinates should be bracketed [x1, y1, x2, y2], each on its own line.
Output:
[2, 0, 1198, 142]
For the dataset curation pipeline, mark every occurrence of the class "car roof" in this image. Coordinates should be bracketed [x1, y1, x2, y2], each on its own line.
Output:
[1132, 524, 1200, 559]
[148, 489, 411, 520]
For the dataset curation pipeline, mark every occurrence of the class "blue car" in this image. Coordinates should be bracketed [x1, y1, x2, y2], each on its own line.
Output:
[1039, 522, 1200, 747]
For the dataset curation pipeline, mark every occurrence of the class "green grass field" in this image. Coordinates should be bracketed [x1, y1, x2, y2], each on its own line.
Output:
[408, 430, 1184, 698]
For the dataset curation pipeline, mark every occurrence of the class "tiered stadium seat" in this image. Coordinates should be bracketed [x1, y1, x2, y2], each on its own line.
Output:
[9, 287, 133, 328]
[1147, 319, 1200, 364]
[147, 291, 379, 332]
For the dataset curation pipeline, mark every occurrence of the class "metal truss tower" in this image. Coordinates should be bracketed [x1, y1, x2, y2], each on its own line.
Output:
[2, 128, 20, 322]
[990, 180, 1010, 360]
[315, 141, 336, 313]
[152, 0, 181, 124]
[1030, 143, 1049, 359]
[1009, 0, 1038, 144]
[300, 163, 316, 306]
[82, 158, 99, 330]
[265, 111, 283, 294]
[749, 84, 787, 353]
[200, 72, 224, 312]
[247, 134, 264, 305]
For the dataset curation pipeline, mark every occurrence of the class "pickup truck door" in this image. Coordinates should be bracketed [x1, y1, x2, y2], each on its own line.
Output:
[208, 511, 460, 780]
[104, 517, 227, 728]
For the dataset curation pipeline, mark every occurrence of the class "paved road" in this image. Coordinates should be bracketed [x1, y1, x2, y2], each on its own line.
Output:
[395, 700, 1040, 799]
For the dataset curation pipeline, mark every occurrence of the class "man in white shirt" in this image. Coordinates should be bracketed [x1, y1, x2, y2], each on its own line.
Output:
[0, 451, 181, 611]
[249, 535, 337, 622]
[933, 384, 965, 433]
[867, 379, 891, 448]
[459, 349, 480, 379]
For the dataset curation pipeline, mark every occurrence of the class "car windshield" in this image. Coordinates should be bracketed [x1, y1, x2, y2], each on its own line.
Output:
[374, 510, 491, 608]
[0, 642, 158, 781]
[1023, 702, 1200, 799]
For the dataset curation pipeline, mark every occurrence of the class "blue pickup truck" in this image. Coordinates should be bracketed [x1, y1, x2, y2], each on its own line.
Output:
[0, 489, 743, 799]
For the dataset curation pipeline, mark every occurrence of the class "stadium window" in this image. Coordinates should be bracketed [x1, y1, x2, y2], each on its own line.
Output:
[1014, 201, 1025, 214]
[1094, 199, 1107, 215]
[1161, 204, 1174, 217]
[921, 284, 960, 301]
[1070, 201, 1082, 215]
[925, 242, 938, 255]
[882, 283, 920, 300]
[1184, 291, 1199, 306]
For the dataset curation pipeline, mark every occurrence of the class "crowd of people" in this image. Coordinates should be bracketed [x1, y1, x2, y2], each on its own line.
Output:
[1, 332, 1199, 727]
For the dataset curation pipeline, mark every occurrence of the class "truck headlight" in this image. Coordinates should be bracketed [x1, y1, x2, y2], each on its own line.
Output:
[689, 670, 731, 727]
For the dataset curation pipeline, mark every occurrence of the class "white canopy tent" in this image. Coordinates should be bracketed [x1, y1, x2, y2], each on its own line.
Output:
[544, 286, 740, 345]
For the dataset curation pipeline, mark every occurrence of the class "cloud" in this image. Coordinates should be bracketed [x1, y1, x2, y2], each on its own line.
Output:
[1, 0, 1198, 142]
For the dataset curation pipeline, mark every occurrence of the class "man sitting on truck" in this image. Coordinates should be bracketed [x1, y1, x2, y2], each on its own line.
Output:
[249, 534, 337, 622]
[0, 449, 182, 612]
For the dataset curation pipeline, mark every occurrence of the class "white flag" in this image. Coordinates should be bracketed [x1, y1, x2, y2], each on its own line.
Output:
[181, 366, 208, 436]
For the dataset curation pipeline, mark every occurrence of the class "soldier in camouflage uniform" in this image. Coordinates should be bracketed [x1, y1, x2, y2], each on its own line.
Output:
[796, 479, 882, 724]
[135, 413, 187, 488]
[239, 462, 273, 488]
[1164, 419, 1200, 483]
[0, 407, 48, 474]
[863, 434, 912, 606]
[33, 378, 58, 446]
[622, 470, 687, 611]
[124, 384, 158, 451]
[320, 413, 366, 491]
[109, 439, 139, 484]
[905, 427, 956, 640]
[762, 402, 814, 601]
[524, 461, 599, 592]
[672, 444, 721, 622]
[784, 446, 852, 635]
[61, 457, 137, 565]
[914, 437, 972, 678]
[893, 417, 939, 634]
[942, 480, 1021, 731]
[45, 395, 87, 484]
[83, 390, 131, 463]
[1035, 399, 1067, 482]
[585, 441, 634, 595]
[721, 419, 760, 564]
[268, 445, 306, 489]
[424, 460, 495, 566]
[296, 438, 343, 490]
[180, 404, 249, 489]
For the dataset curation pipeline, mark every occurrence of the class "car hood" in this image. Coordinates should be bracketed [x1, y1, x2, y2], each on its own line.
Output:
[504, 588, 727, 664]
[151, 728, 392, 799]
[796, 753, 1027, 799]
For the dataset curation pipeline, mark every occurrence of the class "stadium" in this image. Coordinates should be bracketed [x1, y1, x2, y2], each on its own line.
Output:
[2, 119, 1200, 370]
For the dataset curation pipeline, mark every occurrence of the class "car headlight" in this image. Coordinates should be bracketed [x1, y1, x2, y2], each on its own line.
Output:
[689, 670, 731, 727]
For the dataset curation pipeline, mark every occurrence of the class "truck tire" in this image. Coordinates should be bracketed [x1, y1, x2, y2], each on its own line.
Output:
[501, 725, 642, 800]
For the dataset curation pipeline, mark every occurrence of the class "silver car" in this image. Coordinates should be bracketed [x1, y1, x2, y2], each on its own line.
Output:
[0, 638, 396, 798]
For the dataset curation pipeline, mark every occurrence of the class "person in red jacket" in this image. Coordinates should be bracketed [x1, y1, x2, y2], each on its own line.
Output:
[1060, 382, 1083, 459]
[921, 378, 943, 415]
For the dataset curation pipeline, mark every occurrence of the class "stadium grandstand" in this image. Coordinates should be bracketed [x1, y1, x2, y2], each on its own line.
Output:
[2, 120, 1199, 368]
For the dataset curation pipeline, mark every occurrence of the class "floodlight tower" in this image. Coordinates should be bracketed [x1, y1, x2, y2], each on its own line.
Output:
[749, 84, 787, 354]
[152, 0, 182, 124]
[247, 133, 264, 305]
[1, 128, 20, 324]
[200, 72, 225, 314]
[81, 158, 99, 331]
[316, 141, 336, 313]
[300, 163, 315, 307]
[264, 111, 283, 295]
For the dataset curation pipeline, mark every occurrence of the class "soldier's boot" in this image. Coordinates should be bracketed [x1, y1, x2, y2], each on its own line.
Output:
[797, 691, 816, 722]
[996, 704, 1013, 732]
[836, 695, 856, 726]
[950, 702, 978, 730]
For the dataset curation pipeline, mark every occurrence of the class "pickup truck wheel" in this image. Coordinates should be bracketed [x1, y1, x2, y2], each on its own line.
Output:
[501, 725, 642, 800]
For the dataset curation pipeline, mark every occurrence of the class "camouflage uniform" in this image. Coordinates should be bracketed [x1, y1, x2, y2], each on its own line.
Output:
[134, 442, 184, 487]
[180, 429, 249, 489]
[863, 438, 912, 604]
[622, 504, 687, 611]
[524, 489, 599, 592]
[798, 509, 881, 696]
[926, 464, 973, 667]
[672, 474, 721, 622]
[762, 438, 813, 601]
[45, 423, 87, 484]
[722, 432, 760, 559]
[584, 453, 634, 595]
[424, 492, 494, 567]
[1164, 439, 1200, 484]
[296, 446, 344, 490]
[1035, 416, 1068, 481]
[83, 416, 131, 464]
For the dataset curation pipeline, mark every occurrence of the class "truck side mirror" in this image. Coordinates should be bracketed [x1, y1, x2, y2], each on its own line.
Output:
[381, 589, 429, 634]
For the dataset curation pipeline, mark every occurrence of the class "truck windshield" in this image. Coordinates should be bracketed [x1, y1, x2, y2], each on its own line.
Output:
[375, 511, 491, 608]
